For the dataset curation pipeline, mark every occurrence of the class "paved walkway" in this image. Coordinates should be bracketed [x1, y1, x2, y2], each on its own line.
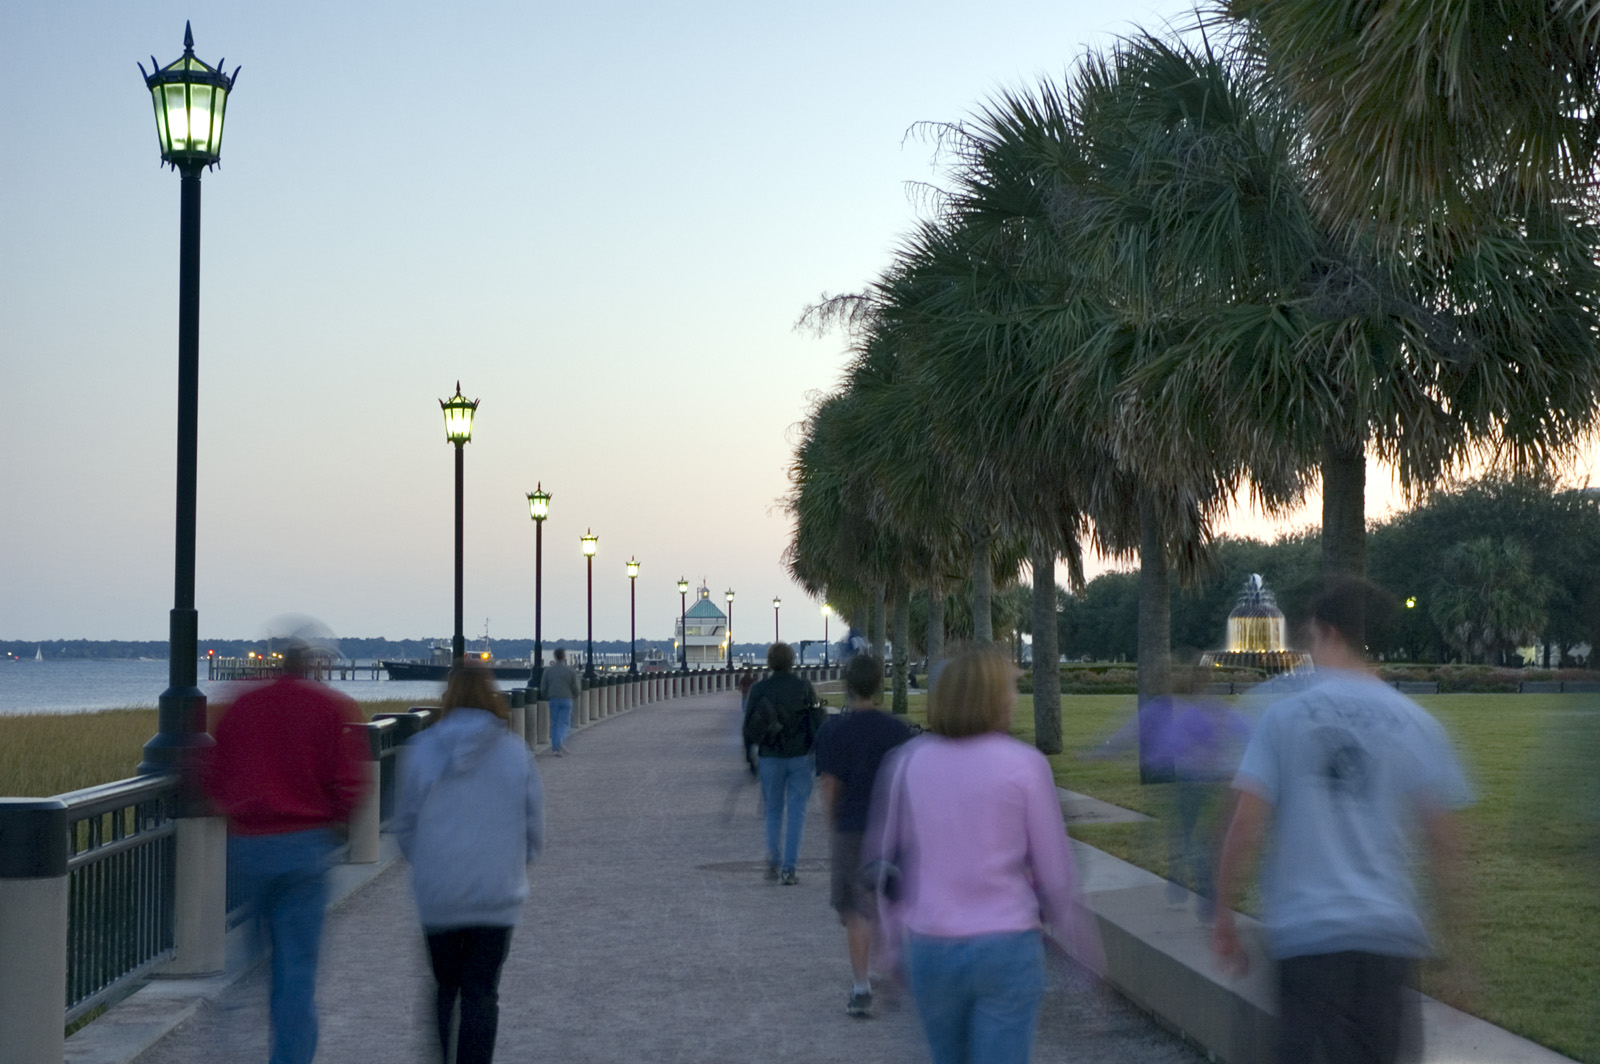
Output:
[137, 693, 1205, 1064]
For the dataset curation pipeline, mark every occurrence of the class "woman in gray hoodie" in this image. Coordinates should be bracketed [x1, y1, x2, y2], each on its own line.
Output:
[395, 663, 545, 1064]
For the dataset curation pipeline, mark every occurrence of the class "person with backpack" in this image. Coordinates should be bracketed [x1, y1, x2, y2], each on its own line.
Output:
[395, 663, 545, 1064]
[814, 652, 912, 1017]
[742, 641, 824, 884]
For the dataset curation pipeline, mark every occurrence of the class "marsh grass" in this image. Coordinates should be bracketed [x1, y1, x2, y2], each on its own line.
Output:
[0, 696, 441, 798]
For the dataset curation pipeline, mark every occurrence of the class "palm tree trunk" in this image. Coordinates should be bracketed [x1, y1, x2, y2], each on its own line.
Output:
[926, 580, 946, 666]
[871, 582, 887, 661]
[891, 584, 910, 715]
[1137, 492, 1174, 784]
[972, 531, 994, 643]
[1321, 433, 1368, 581]
[1321, 431, 1367, 648]
[1030, 542, 1062, 755]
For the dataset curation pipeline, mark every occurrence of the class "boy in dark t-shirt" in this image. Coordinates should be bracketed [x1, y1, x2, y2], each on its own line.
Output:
[814, 653, 912, 1018]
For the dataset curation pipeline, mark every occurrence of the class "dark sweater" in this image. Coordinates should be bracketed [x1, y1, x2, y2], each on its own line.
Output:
[745, 672, 824, 759]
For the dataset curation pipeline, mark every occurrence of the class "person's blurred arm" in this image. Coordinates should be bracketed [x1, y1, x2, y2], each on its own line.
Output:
[327, 701, 370, 824]
[1211, 788, 1269, 977]
[818, 773, 841, 822]
[525, 756, 546, 864]
[1420, 802, 1477, 1006]
[392, 742, 423, 859]
[1025, 756, 1104, 974]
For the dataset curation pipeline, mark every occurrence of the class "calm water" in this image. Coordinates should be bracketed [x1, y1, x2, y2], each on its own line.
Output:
[0, 659, 446, 715]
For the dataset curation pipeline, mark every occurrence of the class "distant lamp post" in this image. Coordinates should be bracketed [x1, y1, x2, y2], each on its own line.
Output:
[440, 383, 479, 663]
[138, 23, 241, 775]
[773, 596, 782, 644]
[581, 530, 598, 680]
[526, 484, 550, 687]
[627, 558, 640, 675]
[678, 578, 690, 673]
[725, 588, 736, 671]
[822, 603, 832, 667]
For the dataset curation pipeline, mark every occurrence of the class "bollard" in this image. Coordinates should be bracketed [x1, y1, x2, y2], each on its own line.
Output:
[536, 699, 550, 747]
[0, 799, 69, 1064]
[169, 781, 228, 977]
[344, 722, 383, 865]
[509, 689, 527, 743]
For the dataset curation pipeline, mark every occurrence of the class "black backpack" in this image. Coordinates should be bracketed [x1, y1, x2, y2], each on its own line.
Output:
[742, 679, 820, 748]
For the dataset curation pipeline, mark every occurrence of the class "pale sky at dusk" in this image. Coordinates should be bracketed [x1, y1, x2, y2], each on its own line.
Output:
[6, 1, 1590, 645]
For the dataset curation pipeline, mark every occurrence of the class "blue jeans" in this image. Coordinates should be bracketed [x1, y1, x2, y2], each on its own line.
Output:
[550, 698, 573, 751]
[904, 930, 1047, 1064]
[758, 754, 814, 870]
[229, 829, 340, 1064]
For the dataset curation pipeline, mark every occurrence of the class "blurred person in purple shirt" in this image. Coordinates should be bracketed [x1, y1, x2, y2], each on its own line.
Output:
[865, 643, 1102, 1064]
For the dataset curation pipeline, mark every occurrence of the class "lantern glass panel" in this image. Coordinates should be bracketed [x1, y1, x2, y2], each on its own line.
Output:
[189, 85, 215, 152]
[162, 84, 189, 150]
[150, 87, 171, 154]
[208, 85, 229, 152]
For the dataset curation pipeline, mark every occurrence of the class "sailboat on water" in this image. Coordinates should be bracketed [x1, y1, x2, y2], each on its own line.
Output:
[34, 645, 43, 661]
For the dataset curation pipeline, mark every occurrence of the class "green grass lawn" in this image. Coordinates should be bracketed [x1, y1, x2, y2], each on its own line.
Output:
[994, 690, 1597, 1064]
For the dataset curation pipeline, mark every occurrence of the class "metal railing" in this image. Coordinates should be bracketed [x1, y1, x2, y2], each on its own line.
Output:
[59, 775, 180, 1024]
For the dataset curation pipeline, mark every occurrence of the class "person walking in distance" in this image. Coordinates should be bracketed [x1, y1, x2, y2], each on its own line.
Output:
[539, 646, 581, 756]
[204, 640, 368, 1064]
[742, 641, 824, 884]
[395, 663, 545, 1064]
[814, 652, 911, 1017]
[1212, 580, 1474, 1064]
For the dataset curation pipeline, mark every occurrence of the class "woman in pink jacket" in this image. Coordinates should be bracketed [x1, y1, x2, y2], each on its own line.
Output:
[866, 644, 1101, 1064]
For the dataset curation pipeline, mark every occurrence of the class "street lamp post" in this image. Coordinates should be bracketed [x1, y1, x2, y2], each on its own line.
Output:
[441, 384, 479, 663]
[526, 485, 550, 688]
[627, 558, 640, 675]
[678, 578, 690, 673]
[773, 596, 782, 645]
[138, 24, 240, 774]
[581, 530, 598, 681]
[725, 589, 735, 671]
[822, 603, 832, 667]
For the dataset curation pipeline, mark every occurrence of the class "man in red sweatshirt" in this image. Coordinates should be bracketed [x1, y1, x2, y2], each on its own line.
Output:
[205, 641, 367, 1064]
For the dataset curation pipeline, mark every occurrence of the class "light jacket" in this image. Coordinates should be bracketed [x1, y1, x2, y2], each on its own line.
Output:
[395, 708, 545, 929]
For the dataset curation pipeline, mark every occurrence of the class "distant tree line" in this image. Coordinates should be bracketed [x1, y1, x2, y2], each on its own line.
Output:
[1054, 477, 1600, 667]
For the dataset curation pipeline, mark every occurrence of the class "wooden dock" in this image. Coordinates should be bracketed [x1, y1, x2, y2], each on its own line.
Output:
[206, 657, 384, 682]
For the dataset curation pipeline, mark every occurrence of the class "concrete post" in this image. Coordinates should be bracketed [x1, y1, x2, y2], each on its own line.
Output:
[604, 682, 615, 717]
[170, 814, 228, 973]
[0, 798, 68, 1064]
[536, 700, 551, 746]
[509, 690, 527, 743]
[345, 760, 381, 868]
[342, 723, 381, 866]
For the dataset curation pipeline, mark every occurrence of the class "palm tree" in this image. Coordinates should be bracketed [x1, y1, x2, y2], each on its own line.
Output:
[1430, 537, 1553, 663]
[1224, 0, 1600, 243]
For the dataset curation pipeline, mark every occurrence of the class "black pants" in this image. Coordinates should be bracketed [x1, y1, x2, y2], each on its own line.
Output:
[1277, 951, 1417, 1064]
[425, 926, 514, 1064]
